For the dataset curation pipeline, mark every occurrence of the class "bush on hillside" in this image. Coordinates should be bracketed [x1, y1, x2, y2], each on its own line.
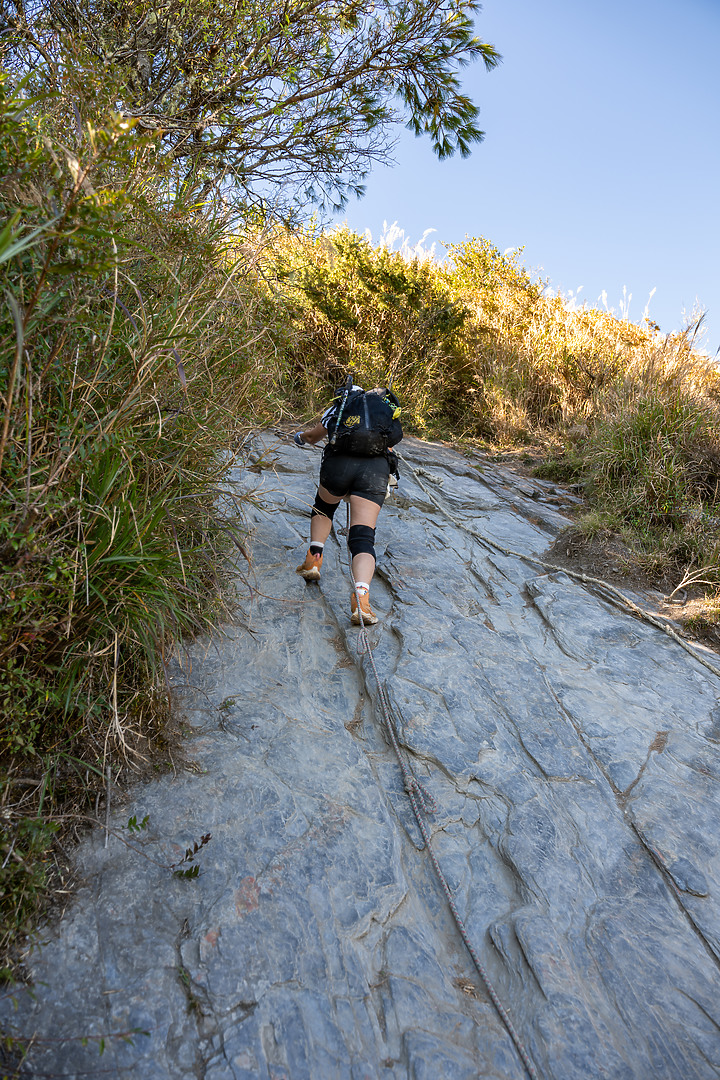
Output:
[273, 227, 471, 429]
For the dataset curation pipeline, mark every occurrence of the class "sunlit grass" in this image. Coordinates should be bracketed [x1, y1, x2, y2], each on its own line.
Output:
[273, 225, 720, 599]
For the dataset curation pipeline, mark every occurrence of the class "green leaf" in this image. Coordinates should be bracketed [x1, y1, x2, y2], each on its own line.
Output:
[0, 214, 63, 266]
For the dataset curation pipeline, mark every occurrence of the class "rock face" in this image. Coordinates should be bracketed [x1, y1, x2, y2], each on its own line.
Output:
[3, 435, 720, 1080]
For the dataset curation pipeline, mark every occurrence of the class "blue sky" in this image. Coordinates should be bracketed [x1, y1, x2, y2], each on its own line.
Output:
[334, 0, 720, 356]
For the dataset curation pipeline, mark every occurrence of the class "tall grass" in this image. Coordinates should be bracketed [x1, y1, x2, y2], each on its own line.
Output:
[0, 76, 285, 969]
[449, 239, 720, 574]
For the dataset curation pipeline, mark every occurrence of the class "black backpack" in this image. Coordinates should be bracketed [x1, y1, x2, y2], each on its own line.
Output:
[326, 387, 403, 457]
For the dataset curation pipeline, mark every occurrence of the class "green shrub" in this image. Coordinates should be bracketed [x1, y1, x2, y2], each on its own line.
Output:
[0, 813, 58, 972]
[272, 226, 470, 432]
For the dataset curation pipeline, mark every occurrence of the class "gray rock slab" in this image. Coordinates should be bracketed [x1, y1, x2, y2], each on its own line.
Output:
[3, 434, 720, 1080]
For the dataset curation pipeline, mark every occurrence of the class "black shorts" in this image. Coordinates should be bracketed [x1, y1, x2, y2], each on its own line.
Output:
[319, 453, 389, 507]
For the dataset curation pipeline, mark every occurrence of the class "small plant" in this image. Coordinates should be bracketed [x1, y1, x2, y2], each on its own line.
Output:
[124, 815, 150, 834]
[177, 964, 201, 1012]
[114, 817, 212, 880]
[682, 599, 720, 634]
[170, 834, 212, 879]
[0, 1024, 150, 1071]
[0, 815, 58, 978]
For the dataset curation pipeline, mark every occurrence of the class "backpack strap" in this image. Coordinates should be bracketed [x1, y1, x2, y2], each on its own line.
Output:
[329, 375, 356, 448]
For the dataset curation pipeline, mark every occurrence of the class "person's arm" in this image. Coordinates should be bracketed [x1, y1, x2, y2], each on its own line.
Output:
[295, 421, 327, 446]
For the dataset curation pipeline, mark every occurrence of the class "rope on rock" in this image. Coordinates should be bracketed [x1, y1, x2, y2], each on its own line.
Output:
[344, 507, 540, 1080]
[403, 455, 720, 683]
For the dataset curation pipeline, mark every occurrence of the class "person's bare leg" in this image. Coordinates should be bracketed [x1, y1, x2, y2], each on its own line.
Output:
[348, 495, 381, 586]
[310, 484, 342, 545]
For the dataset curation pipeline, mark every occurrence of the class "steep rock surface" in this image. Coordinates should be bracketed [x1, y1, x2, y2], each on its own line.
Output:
[2, 434, 720, 1080]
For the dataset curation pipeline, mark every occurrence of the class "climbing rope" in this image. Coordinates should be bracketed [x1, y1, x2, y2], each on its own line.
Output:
[344, 505, 539, 1080]
[403, 455, 720, 683]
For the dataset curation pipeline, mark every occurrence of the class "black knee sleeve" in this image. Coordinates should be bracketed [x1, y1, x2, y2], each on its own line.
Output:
[311, 493, 339, 521]
[348, 524, 376, 560]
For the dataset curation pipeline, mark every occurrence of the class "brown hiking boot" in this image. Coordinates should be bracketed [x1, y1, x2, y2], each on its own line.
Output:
[296, 549, 323, 581]
[351, 589, 379, 625]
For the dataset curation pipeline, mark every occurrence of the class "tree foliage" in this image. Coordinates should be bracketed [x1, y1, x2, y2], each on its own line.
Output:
[2, 0, 500, 211]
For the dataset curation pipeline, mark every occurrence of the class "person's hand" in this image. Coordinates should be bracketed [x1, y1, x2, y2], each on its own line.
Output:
[294, 431, 307, 446]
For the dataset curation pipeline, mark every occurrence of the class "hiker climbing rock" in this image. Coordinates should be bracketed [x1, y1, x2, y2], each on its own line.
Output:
[294, 379, 402, 624]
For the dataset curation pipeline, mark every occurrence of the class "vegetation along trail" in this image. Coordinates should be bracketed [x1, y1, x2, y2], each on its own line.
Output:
[3, 433, 720, 1078]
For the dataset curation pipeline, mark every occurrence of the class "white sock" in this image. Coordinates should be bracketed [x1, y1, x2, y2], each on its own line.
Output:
[309, 541, 325, 554]
[354, 581, 369, 594]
